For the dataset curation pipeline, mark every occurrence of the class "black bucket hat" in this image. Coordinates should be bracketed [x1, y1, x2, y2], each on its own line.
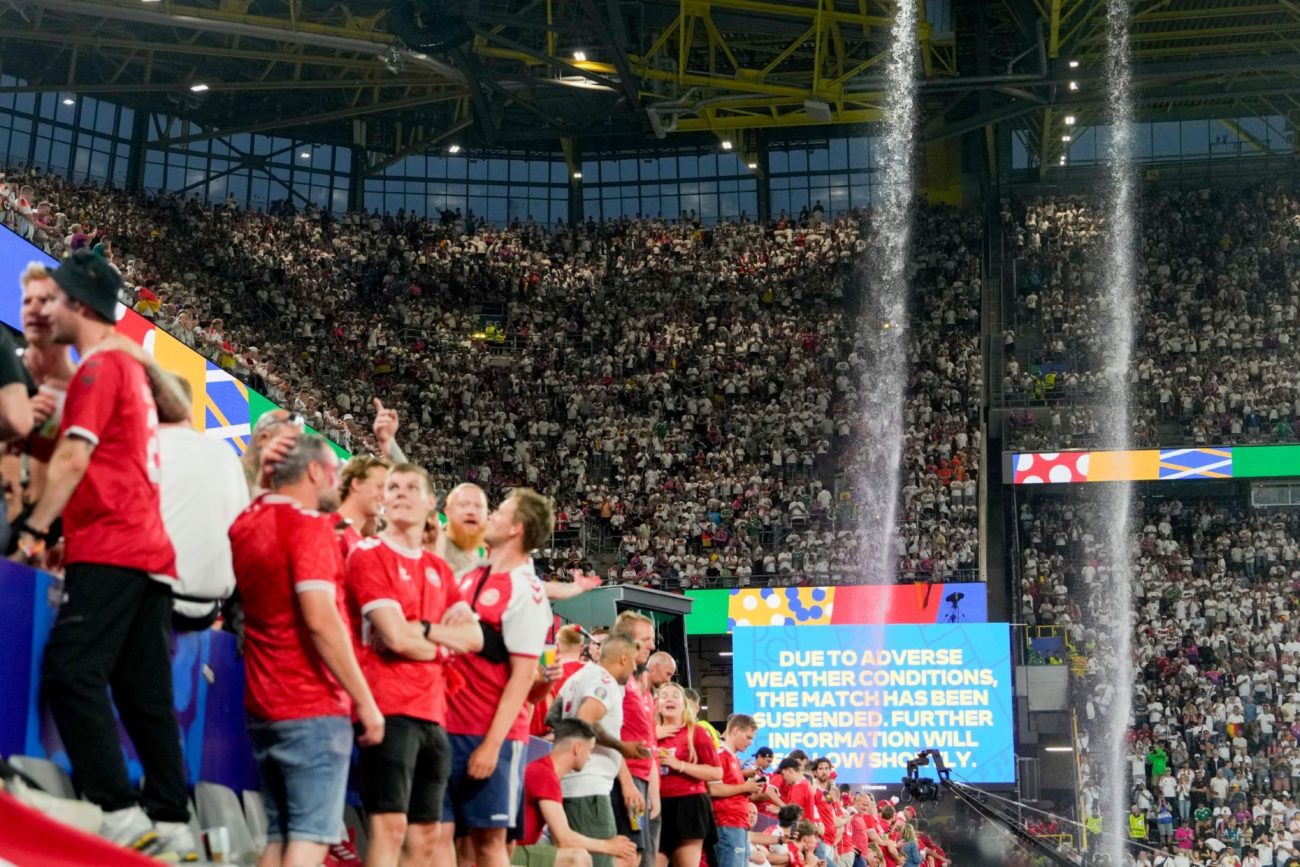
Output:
[51, 249, 122, 323]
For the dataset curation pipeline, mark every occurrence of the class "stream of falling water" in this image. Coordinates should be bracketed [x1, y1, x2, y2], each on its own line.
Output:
[1098, 0, 1137, 861]
[857, 0, 917, 586]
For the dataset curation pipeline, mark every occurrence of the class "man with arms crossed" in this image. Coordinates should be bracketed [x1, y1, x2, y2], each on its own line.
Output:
[347, 464, 485, 867]
[229, 433, 385, 867]
[442, 488, 557, 867]
[513, 719, 638, 867]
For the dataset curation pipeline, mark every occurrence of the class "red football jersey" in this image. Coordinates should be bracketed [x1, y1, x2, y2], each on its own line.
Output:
[713, 747, 750, 828]
[520, 756, 563, 845]
[346, 536, 468, 725]
[331, 512, 363, 560]
[61, 349, 175, 578]
[658, 726, 719, 799]
[621, 674, 658, 781]
[445, 562, 552, 743]
[230, 494, 351, 721]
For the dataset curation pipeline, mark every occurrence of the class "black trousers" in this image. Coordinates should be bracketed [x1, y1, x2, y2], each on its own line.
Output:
[41, 563, 189, 821]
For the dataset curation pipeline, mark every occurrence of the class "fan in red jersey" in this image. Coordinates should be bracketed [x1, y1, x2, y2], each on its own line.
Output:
[441, 488, 557, 867]
[345, 463, 484, 867]
[230, 433, 384, 867]
[17, 251, 198, 859]
[332, 454, 389, 558]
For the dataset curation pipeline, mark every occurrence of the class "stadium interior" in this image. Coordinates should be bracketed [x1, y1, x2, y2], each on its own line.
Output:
[2, 1, 1300, 866]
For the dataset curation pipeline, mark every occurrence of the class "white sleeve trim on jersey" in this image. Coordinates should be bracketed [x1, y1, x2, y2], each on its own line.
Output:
[294, 580, 337, 595]
[65, 425, 100, 446]
[361, 598, 402, 616]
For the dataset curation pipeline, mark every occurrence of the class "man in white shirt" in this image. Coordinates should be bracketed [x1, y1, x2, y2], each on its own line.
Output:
[158, 376, 249, 629]
[556, 632, 646, 867]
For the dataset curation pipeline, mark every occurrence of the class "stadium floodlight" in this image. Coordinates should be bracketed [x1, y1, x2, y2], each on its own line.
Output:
[1068, 80, 1079, 91]
[720, 140, 733, 151]
[572, 171, 582, 179]
[1059, 155, 1067, 165]
[1044, 746, 1075, 752]
[1068, 59, 1079, 68]
[62, 98, 75, 106]
[300, 152, 311, 159]
[448, 144, 461, 154]
[747, 162, 757, 170]
[573, 50, 587, 62]
[1064, 115, 1076, 125]
[190, 83, 210, 92]
[1061, 134, 1071, 142]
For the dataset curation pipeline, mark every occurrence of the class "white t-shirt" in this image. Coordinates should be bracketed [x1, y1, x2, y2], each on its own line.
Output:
[159, 425, 250, 618]
[558, 662, 626, 798]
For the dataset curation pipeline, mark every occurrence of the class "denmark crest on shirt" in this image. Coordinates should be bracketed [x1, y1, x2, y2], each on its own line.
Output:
[425, 567, 442, 587]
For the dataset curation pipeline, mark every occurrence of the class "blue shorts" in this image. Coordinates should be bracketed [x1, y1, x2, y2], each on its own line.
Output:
[442, 734, 526, 831]
[246, 714, 353, 845]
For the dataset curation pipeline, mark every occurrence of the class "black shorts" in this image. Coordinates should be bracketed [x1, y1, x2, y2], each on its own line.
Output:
[611, 776, 651, 851]
[658, 793, 714, 854]
[357, 715, 451, 823]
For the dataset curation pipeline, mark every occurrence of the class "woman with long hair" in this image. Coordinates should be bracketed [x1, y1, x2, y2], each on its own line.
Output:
[899, 823, 923, 867]
[654, 682, 722, 867]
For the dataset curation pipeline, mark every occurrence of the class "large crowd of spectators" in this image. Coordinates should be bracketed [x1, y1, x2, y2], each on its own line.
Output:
[1020, 492, 1300, 866]
[1004, 188, 1300, 451]
[1, 164, 984, 585]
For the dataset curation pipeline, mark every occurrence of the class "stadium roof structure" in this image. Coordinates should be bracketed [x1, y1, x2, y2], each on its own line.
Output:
[1, 0, 1299, 167]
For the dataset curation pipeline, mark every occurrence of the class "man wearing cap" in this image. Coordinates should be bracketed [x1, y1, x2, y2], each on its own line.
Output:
[16, 250, 196, 858]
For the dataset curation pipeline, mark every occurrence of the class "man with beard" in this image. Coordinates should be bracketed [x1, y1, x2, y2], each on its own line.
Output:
[437, 482, 600, 600]
[441, 488, 557, 867]
[230, 433, 384, 867]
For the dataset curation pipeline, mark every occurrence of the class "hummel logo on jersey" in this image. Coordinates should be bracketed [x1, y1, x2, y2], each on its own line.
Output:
[399, 565, 412, 582]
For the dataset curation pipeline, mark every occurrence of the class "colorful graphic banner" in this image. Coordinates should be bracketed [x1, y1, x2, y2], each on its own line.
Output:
[683, 583, 987, 635]
[732, 623, 1015, 785]
[1008, 445, 1300, 485]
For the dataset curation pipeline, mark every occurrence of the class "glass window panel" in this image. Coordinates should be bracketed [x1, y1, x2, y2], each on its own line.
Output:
[550, 161, 567, 183]
[526, 160, 547, 183]
[716, 153, 741, 175]
[697, 154, 716, 177]
[53, 125, 73, 143]
[640, 158, 659, 181]
[829, 138, 848, 168]
[1068, 127, 1097, 164]
[849, 137, 870, 168]
[1011, 131, 1030, 170]
[787, 149, 808, 173]
[1151, 121, 1180, 158]
[678, 156, 698, 178]
[0, 88, 13, 111]
[738, 190, 757, 218]
[600, 159, 618, 183]
[14, 92, 35, 115]
[582, 159, 599, 182]
[772, 190, 791, 217]
[658, 155, 677, 179]
[769, 150, 789, 173]
[95, 103, 115, 135]
[808, 147, 829, 171]
[1132, 123, 1153, 161]
[618, 158, 637, 182]
[73, 145, 91, 179]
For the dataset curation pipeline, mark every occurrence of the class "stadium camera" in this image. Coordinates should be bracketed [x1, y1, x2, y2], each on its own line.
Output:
[901, 749, 950, 804]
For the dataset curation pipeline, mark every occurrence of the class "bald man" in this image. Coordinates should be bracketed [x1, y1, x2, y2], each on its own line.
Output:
[645, 652, 677, 689]
[436, 483, 602, 600]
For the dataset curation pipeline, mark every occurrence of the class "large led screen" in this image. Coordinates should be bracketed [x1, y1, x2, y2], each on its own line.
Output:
[732, 623, 1015, 786]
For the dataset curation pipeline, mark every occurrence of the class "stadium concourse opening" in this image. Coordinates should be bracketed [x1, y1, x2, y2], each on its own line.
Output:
[3, 1, 1300, 866]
